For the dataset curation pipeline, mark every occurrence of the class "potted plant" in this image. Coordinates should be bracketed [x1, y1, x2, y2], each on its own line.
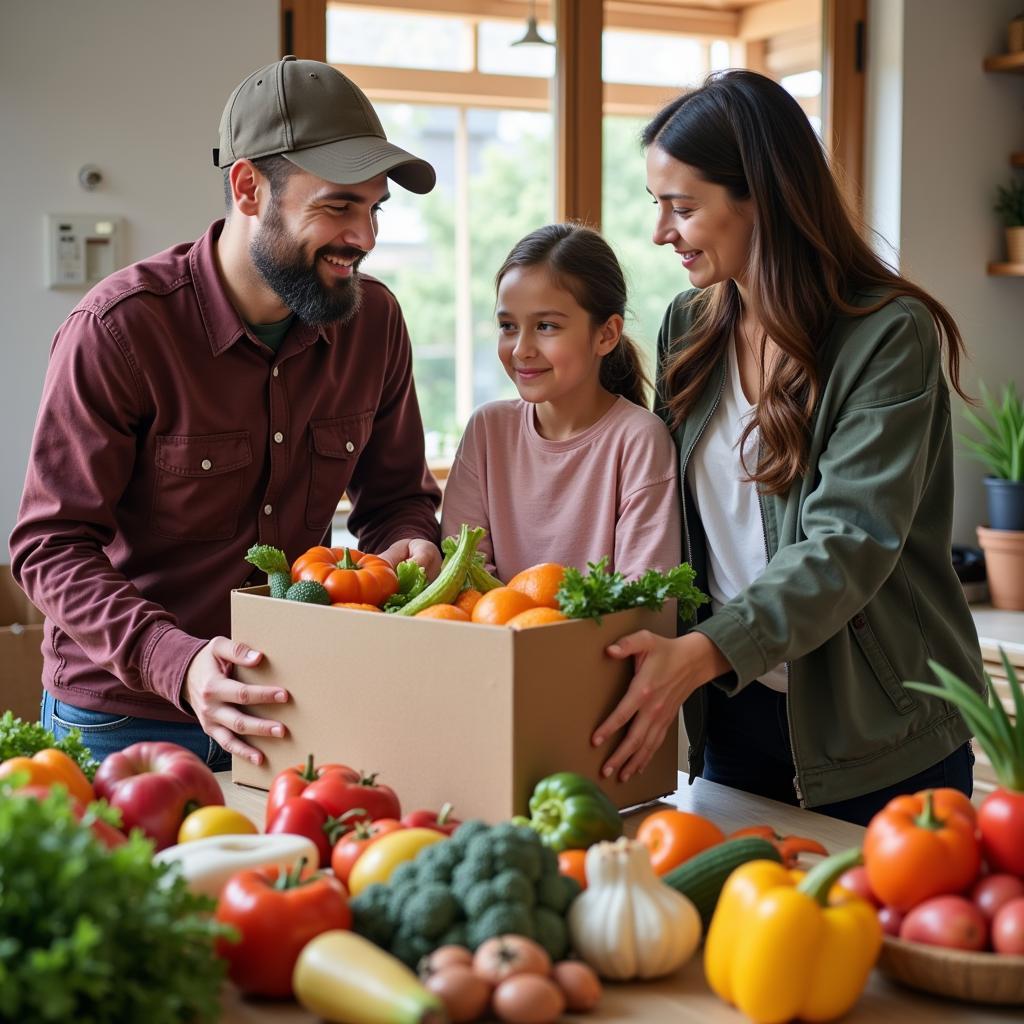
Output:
[995, 177, 1024, 264]
[961, 381, 1024, 609]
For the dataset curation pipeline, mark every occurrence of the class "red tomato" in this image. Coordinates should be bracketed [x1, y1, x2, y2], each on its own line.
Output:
[837, 866, 881, 908]
[17, 784, 126, 849]
[877, 905, 905, 937]
[301, 770, 401, 822]
[267, 796, 339, 867]
[402, 802, 462, 836]
[971, 873, 1024, 922]
[265, 754, 357, 829]
[636, 809, 724, 875]
[215, 861, 350, 997]
[978, 788, 1024, 877]
[330, 817, 404, 886]
[899, 895, 988, 952]
[92, 741, 223, 851]
[992, 897, 1024, 955]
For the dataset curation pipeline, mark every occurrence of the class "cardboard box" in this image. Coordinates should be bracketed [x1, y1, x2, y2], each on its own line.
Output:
[231, 587, 679, 820]
[0, 566, 45, 723]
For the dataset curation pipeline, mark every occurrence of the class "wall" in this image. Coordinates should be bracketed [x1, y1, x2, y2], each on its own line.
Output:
[0, 0, 277, 548]
[865, 0, 1024, 544]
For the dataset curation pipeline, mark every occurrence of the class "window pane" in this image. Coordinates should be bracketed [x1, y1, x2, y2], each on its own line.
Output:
[467, 109, 554, 409]
[327, 5, 472, 71]
[368, 105, 553, 456]
[477, 19, 556, 77]
[371, 105, 459, 457]
[603, 29, 706, 86]
[601, 116, 691, 380]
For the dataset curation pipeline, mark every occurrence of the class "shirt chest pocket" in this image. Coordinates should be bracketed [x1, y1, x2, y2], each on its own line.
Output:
[152, 432, 253, 542]
[306, 412, 374, 531]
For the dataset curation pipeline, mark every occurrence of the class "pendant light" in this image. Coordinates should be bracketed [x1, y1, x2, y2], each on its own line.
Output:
[511, 0, 554, 47]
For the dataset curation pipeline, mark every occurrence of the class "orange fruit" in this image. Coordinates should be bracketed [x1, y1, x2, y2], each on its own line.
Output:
[454, 588, 483, 615]
[414, 603, 470, 621]
[557, 849, 588, 890]
[470, 587, 537, 625]
[506, 607, 568, 629]
[332, 602, 382, 612]
[507, 563, 567, 610]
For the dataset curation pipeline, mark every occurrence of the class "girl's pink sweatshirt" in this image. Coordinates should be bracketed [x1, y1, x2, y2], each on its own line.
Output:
[440, 396, 681, 582]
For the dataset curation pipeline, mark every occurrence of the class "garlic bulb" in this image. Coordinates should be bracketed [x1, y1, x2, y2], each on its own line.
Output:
[568, 836, 702, 980]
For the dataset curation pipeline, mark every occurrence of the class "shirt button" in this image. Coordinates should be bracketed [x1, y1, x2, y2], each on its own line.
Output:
[272, 367, 279, 378]
[345, 441, 355, 453]
[200, 459, 212, 471]
[263, 504, 273, 516]
[273, 432, 284, 444]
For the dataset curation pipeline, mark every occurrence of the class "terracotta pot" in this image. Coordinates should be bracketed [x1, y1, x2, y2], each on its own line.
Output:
[1007, 226, 1024, 265]
[977, 525, 1024, 610]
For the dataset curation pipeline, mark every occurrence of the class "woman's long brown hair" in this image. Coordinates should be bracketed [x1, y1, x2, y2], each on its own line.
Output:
[643, 70, 969, 494]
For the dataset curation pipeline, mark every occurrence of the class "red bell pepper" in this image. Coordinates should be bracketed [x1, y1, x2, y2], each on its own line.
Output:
[301, 769, 400, 823]
[215, 859, 351, 997]
[265, 753, 358, 829]
[92, 741, 223, 851]
[401, 801, 461, 836]
[267, 796, 354, 868]
[330, 816, 404, 886]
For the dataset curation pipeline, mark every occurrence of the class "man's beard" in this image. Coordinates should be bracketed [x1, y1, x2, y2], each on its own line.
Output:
[250, 200, 366, 327]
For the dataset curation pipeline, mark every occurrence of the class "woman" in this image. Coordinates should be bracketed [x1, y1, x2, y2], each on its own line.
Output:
[592, 70, 983, 826]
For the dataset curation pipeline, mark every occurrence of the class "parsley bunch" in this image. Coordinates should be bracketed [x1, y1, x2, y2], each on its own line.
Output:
[555, 557, 708, 624]
[0, 711, 98, 780]
[0, 785, 234, 1023]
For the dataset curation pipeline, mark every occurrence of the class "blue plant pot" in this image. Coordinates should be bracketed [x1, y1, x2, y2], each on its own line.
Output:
[985, 477, 1024, 531]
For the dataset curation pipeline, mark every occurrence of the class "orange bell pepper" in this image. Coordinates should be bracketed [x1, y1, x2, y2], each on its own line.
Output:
[863, 788, 980, 911]
[0, 748, 94, 805]
[730, 825, 829, 868]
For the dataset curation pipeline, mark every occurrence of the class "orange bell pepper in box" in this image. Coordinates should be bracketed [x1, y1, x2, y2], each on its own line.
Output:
[705, 847, 882, 1024]
[0, 748, 93, 805]
[862, 787, 980, 911]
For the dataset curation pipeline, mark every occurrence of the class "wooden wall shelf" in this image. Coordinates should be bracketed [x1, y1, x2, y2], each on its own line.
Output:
[987, 262, 1024, 277]
[984, 51, 1024, 72]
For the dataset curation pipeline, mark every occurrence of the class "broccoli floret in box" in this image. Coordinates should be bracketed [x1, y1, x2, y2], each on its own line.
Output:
[349, 820, 580, 966]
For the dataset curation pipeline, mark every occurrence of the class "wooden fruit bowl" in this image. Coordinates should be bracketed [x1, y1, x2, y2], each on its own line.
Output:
[878, 935, 1024, 1005]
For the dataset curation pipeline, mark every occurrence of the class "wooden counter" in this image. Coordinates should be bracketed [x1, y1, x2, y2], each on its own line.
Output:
[218, 772, 1017, 1023]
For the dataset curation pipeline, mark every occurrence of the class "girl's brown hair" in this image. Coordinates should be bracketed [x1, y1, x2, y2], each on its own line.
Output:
[495, 223, 651, 408]
[643, 70, 969, 494]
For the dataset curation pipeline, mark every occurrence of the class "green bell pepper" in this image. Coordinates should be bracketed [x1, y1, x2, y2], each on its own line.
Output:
[526, 771, 623, 852]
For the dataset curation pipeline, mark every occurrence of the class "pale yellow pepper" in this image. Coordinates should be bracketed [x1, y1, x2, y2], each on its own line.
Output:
[704, 847, 881, 1024]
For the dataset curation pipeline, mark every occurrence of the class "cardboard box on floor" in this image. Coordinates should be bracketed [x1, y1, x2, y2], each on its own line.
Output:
[0, 565, 45, 723]
[231, 587, 678, 820]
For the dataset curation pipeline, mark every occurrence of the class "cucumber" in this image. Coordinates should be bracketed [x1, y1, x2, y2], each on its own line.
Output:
[662, 836, 781, 930]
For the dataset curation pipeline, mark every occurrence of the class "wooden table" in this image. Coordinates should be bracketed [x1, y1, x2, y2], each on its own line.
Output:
[217, 772, 1017, 1023]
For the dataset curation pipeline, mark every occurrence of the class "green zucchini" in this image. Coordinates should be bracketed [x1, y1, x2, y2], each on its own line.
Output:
[662, 836, 781, 930]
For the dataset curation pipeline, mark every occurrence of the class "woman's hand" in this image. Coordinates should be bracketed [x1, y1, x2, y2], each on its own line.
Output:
[593, 630, 731, 782]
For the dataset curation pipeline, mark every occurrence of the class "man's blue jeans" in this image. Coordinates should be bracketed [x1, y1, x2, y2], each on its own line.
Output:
[40, 691, 230, 771]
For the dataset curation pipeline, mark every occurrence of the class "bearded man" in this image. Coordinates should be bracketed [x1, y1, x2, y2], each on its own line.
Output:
[11, 57, 442, 767]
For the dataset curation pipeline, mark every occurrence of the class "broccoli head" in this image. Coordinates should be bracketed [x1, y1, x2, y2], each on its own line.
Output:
[400, 883, 460, 941]
[533, 905, 570, 961]
[466, 900, 536, 950]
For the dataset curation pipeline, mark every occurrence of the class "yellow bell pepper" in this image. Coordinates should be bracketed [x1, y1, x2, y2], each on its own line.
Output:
[704, 847, 881, 1024]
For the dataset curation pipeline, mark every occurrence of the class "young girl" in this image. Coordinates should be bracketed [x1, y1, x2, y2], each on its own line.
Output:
[592, 70, 984, 826]
[440, 223, 680, 582]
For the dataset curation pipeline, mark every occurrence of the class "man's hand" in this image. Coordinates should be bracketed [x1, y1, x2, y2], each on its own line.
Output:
[183, 637, 290, 765]
[378, 537, 442, 581]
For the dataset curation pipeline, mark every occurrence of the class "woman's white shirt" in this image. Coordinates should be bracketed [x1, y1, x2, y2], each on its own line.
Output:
[686, 341, 789, 692]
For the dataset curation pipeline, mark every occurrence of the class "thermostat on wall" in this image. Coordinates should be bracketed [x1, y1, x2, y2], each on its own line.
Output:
[45, 214, 125, 289]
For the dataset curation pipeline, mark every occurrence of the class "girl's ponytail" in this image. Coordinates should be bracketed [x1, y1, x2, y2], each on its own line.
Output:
[600, 332, 649, 408]
[496, 222, 651, 409]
